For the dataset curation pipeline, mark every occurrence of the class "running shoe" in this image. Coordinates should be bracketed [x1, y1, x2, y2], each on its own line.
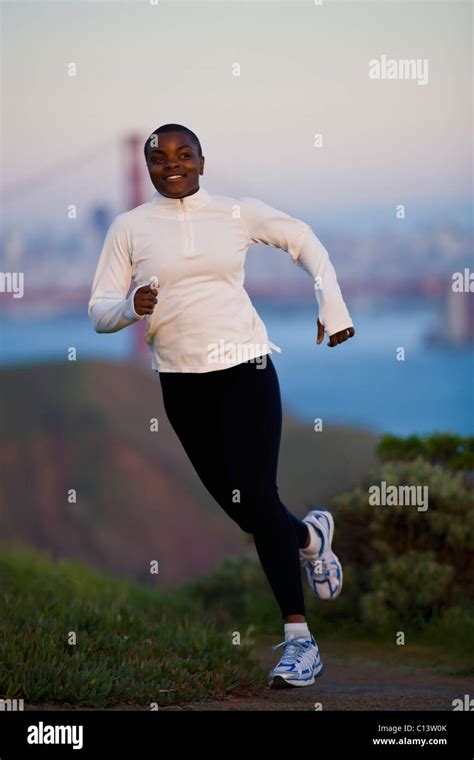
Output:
[268, 634, 324, 688]
[300, 507, 343, 600]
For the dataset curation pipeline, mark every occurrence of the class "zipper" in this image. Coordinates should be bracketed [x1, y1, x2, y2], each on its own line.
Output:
[178, 197, 195, 258]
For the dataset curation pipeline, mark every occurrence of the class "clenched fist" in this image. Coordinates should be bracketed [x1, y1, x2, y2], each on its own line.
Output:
[316, 318, 355, 347]
[133, 283, 159, 316]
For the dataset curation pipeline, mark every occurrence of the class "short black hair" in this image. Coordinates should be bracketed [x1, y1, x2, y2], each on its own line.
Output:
[144, 123, 203, 160]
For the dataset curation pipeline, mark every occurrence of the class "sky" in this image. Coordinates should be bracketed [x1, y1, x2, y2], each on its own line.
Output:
[0, 0, 472, 233]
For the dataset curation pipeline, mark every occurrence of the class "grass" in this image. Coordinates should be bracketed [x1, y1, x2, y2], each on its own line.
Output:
[2, 548, 473, 708]
[0, 547, 264, 708]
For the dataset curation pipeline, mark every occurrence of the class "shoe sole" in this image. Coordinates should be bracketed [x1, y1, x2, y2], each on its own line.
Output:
[269, 665, 325, 689]
[309, 557, 343, 599]
[307, 507, 334, 550]
[304, 508, 343, 599]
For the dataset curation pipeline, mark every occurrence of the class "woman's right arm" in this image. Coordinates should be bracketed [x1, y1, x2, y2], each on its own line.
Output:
[88, 215, 147, 333]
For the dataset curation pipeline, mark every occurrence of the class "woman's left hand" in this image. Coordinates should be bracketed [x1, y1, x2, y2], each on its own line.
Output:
[316, 319, 355, 347]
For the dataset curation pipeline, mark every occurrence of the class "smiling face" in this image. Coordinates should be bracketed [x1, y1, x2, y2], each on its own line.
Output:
[145, 130, 205, 199]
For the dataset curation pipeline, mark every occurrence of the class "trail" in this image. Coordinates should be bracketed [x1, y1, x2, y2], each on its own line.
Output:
[24, 637, 473, 712]
[159, 637, 473, 711]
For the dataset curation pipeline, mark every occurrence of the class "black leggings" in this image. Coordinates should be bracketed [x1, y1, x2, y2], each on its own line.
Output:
[158, 355, 310, 619]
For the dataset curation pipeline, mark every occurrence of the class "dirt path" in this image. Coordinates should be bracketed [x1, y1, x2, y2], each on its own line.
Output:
[158, 637, 473, 711]
[23, 636, 474, 712]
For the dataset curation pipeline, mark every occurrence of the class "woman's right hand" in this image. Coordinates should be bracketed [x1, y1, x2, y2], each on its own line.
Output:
[134, 283, 159, 316]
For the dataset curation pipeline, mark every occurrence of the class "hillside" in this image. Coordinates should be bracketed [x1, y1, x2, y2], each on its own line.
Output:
[0, 360, 379, 585]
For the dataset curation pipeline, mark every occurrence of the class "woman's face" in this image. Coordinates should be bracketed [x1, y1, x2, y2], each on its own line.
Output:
[146, 131, 204, 199]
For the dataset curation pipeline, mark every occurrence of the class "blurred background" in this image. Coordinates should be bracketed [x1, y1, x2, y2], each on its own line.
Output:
[1, 0, 472, 435]
[0, 0, 473, 708]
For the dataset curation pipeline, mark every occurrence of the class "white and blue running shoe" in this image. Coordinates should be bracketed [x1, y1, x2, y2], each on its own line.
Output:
[300, 507, 343, 600]
[268, 634, 324, 688]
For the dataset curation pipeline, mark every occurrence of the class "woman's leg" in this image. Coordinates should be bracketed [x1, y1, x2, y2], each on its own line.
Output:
[212, 356, 310, 620]
[159, 357, 311, 620]
[158, 369, 262, 532]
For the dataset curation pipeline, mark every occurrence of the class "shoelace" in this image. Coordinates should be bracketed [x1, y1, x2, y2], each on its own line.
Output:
[271, 636, 312, 664]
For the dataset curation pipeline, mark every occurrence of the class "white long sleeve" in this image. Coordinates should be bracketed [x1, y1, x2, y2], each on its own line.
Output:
[296, 227, 354, 336]
[239, 197, 353, 336]
[86, 185, 353, 373]
[88, 215, 147, 333]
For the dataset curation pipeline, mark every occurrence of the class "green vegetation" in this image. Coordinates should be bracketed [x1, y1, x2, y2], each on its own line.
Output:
[376, 432, 474, 471]
[333, 433, 474, 631]
[0, 548, 263, 708]
[180, 432, 474, 674]
[1, 432, 472, 707]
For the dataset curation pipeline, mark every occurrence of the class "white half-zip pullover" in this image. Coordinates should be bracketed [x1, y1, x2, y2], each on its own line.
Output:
[87, 185, 353, 373]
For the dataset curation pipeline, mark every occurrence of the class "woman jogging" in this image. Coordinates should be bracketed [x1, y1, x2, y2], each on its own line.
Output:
[88, 123, 355, 688]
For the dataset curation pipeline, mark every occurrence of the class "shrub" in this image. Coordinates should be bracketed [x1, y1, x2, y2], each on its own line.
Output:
[376, 432, 474, 471]
[360, 552, 455, 629]
[333, 458, 474, 600]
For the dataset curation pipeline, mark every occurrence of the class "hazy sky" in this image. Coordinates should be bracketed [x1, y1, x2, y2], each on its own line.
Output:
[1, 0, 472, 232]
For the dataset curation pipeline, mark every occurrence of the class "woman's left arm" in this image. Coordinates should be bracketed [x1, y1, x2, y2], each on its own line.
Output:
[238, 196, 355, 346]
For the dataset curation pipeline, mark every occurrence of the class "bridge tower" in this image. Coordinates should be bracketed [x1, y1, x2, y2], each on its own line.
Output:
[123, 133, 152, 367]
